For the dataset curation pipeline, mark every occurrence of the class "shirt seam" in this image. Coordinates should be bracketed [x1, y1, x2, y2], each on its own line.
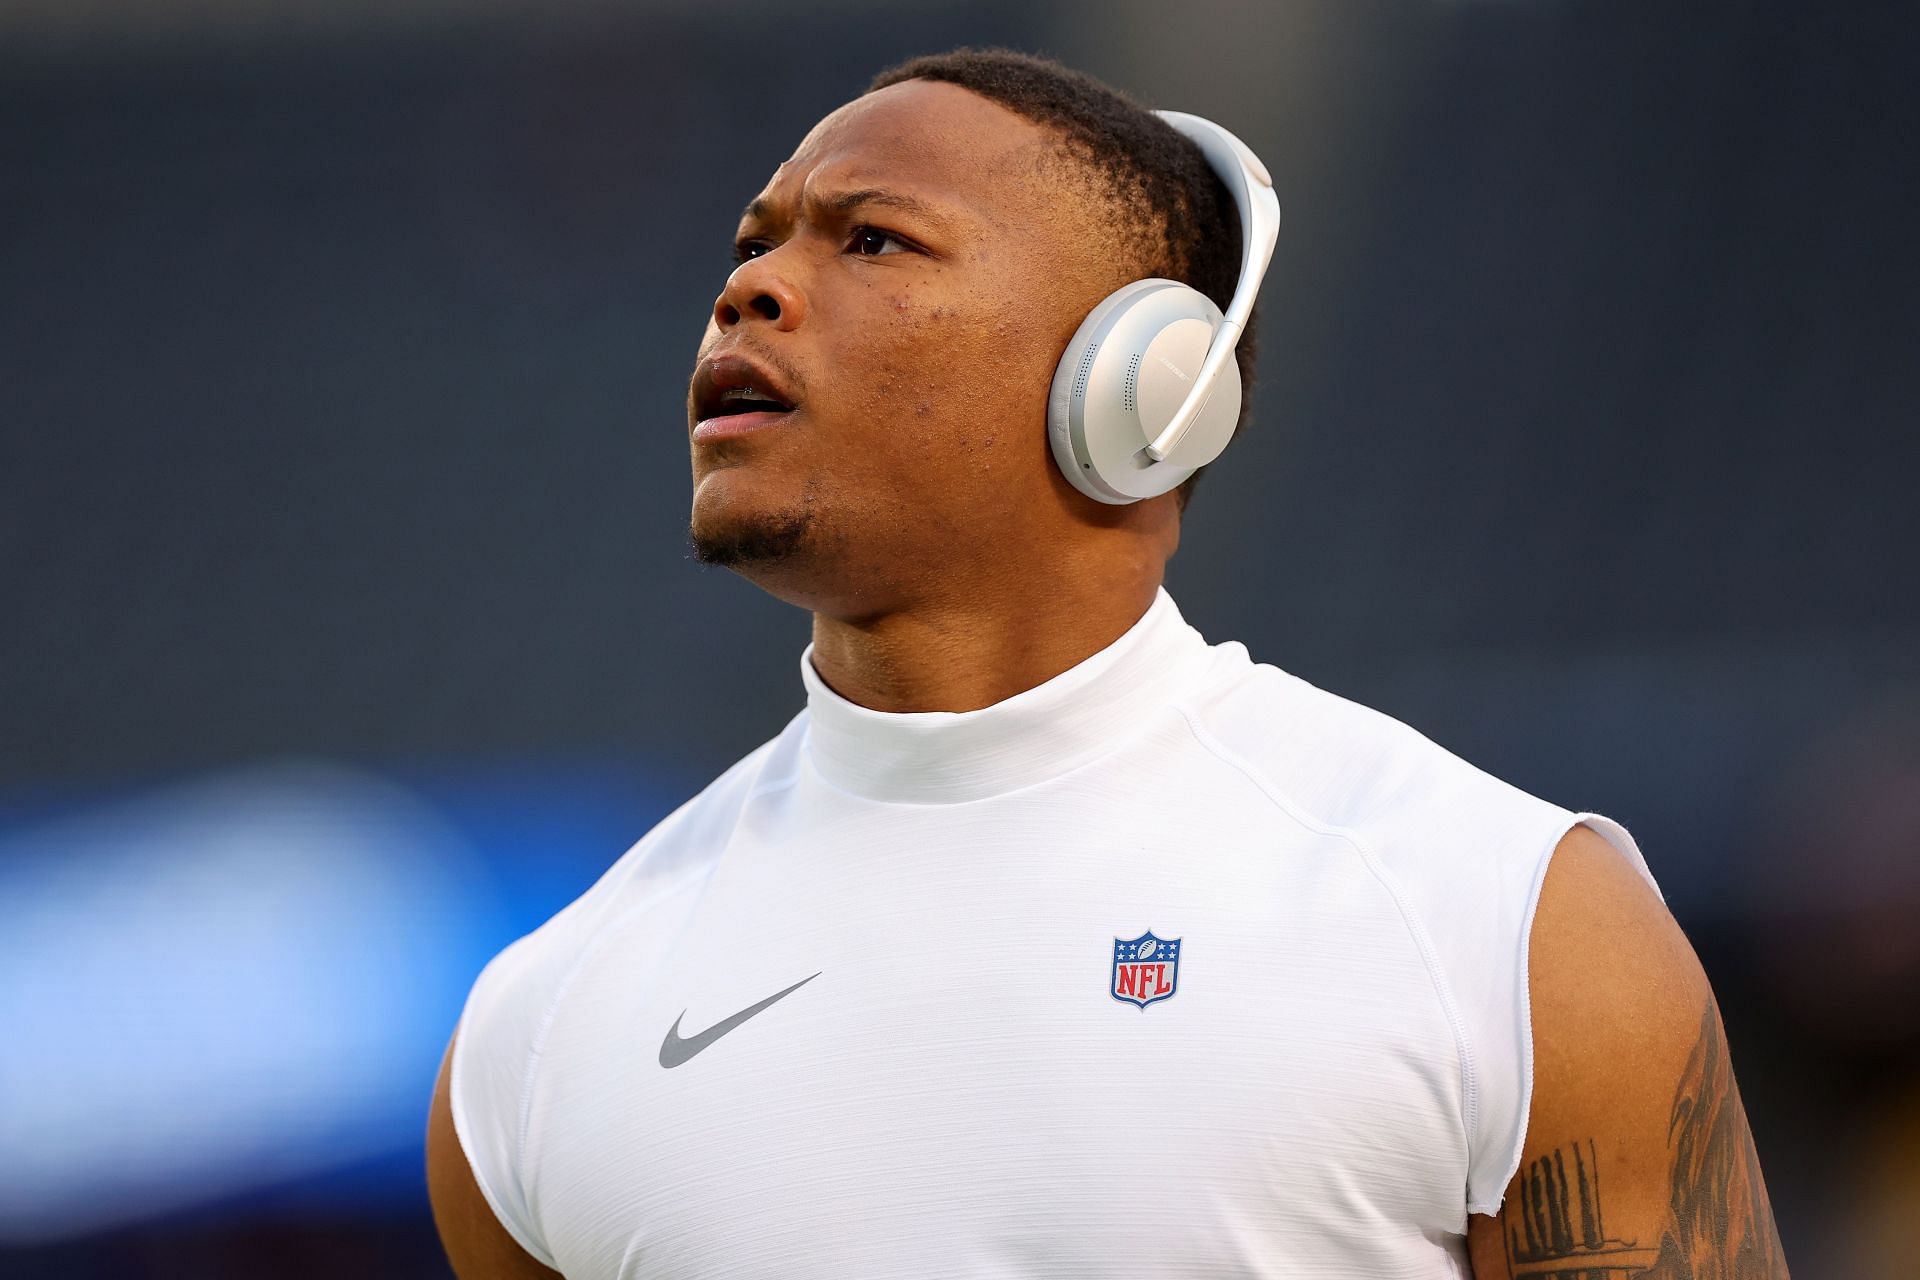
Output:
[1170, 702, 1483, 1162]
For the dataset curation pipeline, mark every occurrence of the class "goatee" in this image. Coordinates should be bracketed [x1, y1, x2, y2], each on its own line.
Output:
[690, 510, 814, 567]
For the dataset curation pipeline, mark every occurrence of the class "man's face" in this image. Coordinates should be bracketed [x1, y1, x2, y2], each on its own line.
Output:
[686, 79, 1127, 615]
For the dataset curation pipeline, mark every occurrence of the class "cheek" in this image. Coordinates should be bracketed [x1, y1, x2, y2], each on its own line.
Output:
[843, 285, 1060, 468]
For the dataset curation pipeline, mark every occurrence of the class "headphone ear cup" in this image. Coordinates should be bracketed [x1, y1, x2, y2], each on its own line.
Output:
[1048, 280, 1236, 504]
[1131, 313, 1240, 473]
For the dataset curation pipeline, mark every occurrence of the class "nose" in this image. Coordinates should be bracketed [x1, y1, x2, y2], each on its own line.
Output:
[713, 252, 807, 332]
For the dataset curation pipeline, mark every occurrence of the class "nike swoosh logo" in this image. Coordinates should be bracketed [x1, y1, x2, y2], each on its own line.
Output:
[658, 972, 821, 1069]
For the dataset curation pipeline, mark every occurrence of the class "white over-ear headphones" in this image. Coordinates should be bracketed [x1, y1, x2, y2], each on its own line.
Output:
[1046, 110, 1281, 504]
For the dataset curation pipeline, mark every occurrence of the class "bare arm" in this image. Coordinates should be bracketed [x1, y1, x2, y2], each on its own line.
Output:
[427, 1036, 567, 1280]
[1467, 826, 1788, 1279]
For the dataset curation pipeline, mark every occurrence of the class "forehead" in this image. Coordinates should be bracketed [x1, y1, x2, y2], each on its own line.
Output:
[748, 79, 1056, 223]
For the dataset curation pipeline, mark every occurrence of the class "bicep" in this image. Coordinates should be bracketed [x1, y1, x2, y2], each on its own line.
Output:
[1466, 826, 1788, 1279]
[427, 1036, 566, 1280]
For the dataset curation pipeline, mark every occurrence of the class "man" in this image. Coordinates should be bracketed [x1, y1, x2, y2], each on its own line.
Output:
[427, 49, 1787, 1279]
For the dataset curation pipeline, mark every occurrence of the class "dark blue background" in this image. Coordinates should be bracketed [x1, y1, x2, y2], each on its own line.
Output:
[3, 1, 1915, 1275]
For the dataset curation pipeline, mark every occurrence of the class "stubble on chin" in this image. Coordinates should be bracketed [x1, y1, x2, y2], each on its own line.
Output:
[688, 508, 815, 568]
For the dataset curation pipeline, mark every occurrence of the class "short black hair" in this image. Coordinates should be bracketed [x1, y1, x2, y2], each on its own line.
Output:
[868, 48, 1258, 510]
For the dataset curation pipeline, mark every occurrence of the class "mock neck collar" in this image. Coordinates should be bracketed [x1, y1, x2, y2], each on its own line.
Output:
[799, 589, 1212, 805]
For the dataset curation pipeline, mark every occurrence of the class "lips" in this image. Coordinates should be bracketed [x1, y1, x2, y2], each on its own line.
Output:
[691, 353, 800, 441]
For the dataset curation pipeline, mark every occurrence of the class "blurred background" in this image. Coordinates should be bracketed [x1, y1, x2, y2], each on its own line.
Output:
[2, 0, 1915, 1275]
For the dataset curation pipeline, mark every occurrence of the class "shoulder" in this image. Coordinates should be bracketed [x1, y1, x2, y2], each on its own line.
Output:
[1466, 825, 1788, 1276]
[1178, 645, 1667, 1212]
[439, 723, 802, 1267]
[1531, 824, 1698, 1013]
[1519, 824, 1710, 1170]
[1525, 825, 1721, 1162]
[1175, 647, 1577, 866]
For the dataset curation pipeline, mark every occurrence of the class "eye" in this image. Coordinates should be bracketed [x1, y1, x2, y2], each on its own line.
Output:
[847, 226, 906, 257]
[732, 239, 771, 265]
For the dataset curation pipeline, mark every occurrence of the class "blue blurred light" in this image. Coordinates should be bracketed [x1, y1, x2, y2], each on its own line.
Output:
[0, 759, 679, 1245]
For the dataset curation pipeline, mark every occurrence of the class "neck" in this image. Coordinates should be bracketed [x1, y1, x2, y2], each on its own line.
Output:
[807, 560, 1166, 714]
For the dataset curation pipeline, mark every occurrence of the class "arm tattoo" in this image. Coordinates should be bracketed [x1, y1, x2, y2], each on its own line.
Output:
[1646, 1001, 1787, 1278]
[1505, 1138, 1659, 1275]
[1503, 999, 1787, 1279]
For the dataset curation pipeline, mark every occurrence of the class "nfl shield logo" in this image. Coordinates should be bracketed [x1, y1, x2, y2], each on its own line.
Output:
[1111, 931, 1182, 1009]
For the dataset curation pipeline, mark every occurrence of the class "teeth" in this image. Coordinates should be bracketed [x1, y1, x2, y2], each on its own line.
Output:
[716, 384, 786, 412]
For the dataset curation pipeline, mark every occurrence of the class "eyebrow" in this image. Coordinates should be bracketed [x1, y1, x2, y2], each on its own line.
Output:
[740, 187, 951, 228]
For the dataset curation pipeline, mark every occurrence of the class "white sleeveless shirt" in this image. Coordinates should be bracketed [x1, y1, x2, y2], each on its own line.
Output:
[451, 591, 1654, 1278]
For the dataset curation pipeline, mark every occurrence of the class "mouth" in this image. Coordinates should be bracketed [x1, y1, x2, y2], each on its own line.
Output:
[691, 355, 800, 444]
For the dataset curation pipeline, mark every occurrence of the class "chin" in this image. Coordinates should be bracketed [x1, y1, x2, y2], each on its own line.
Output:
[688, 468, 901, 615]
[691, 513, 813, 568]
[689, 475, 816, 569]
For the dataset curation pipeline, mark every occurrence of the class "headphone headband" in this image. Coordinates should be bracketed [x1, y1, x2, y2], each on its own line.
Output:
[1045, 108, 1279, 505]
[1139, 111, 1282, 465]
